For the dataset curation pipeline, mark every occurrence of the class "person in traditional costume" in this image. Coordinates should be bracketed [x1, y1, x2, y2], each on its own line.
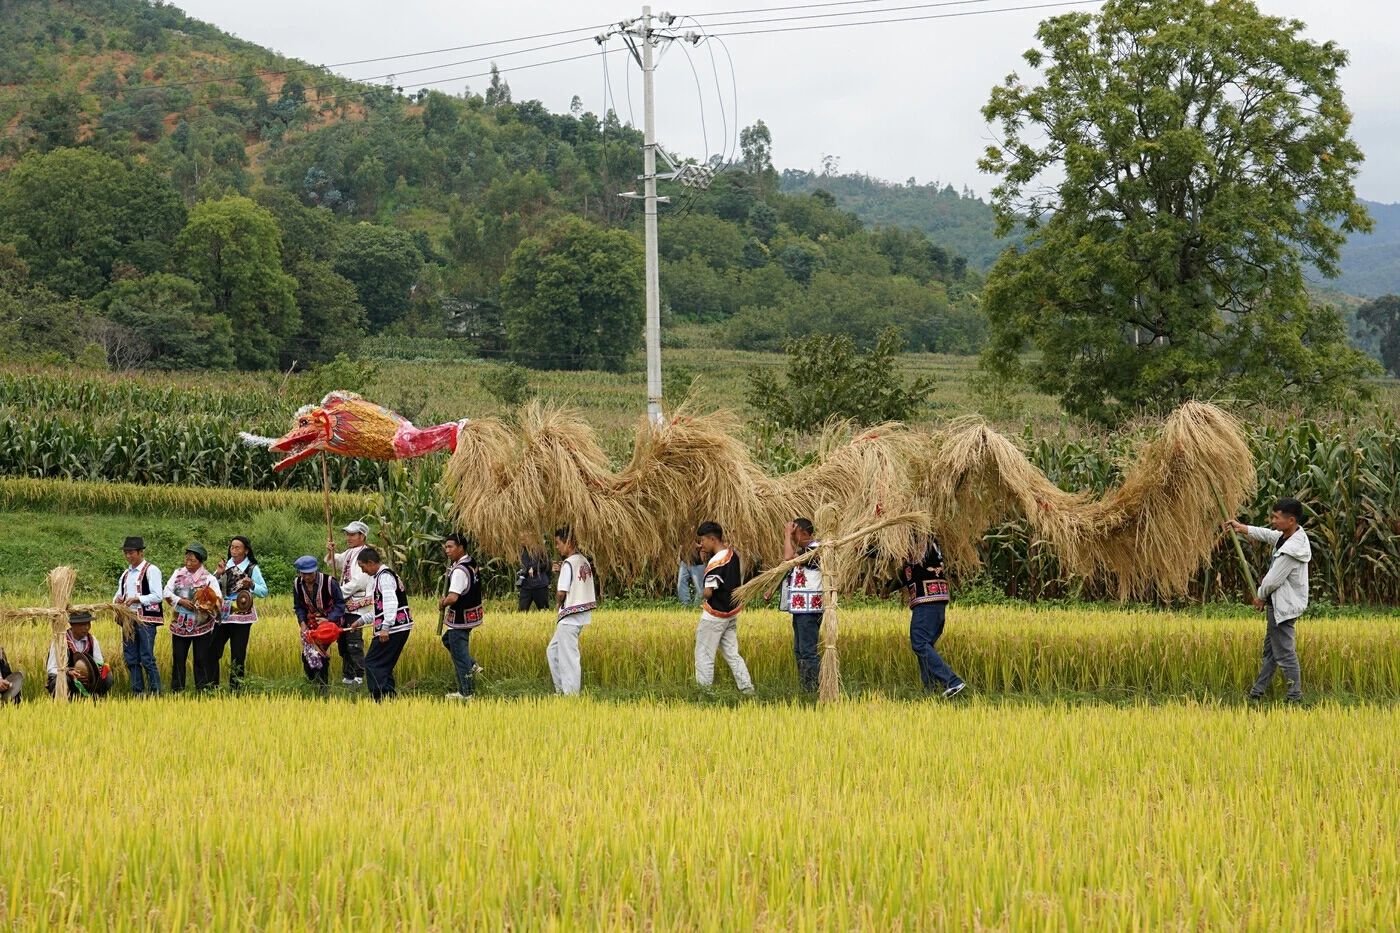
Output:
[693, 522, 755, 695]
[548, 527, 597, 696]
[516, 533, 552, 612]
[163, 543, 222, 692]
[327, 521, 372, 685]
[212, 535, 268, 691]
[112, 535, 163, 696]
[46, 611, 113, 699]
[292, 555, 348, 695]
[892, 538, 965, 699]
[0, 646, 23, 704]
[439, 533, 484, 700]
[358, 547, 413, 701]
[780, 518, 823, 694]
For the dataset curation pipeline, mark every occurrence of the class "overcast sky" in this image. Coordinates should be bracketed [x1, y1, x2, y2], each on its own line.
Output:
[175, 0, 1400, 203]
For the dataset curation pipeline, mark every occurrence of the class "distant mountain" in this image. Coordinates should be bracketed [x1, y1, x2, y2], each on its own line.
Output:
[1332, 200, 1400, 298]
[779, 170, 1008, 271]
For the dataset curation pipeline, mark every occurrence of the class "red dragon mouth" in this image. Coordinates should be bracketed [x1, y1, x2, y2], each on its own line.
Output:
[268, 418, 329, 472]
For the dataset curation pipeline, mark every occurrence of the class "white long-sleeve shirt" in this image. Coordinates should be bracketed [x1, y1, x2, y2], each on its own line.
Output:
[333, 546, 374, 610]
[47, 633, 104, 676]
[113, 562, 164, 608]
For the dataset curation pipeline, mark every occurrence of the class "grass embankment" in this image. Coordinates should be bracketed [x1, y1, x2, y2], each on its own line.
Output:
[2, 604, 1398, 703]
[3, 697, 1397, 928]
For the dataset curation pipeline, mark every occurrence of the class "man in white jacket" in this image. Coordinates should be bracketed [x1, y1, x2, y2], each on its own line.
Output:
[1227, 497, 1311, 703]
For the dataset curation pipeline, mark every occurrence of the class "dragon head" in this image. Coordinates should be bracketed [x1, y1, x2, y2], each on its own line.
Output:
[268, 391, 406, 471]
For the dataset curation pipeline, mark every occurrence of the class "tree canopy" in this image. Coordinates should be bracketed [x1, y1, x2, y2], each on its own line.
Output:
[978, 0, 1376, 421]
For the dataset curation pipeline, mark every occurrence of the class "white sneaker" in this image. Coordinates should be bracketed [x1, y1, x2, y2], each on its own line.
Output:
[942, 682, 966, 699]
[353, 677, 364, 685]
[470, 664, 484, 676]
[444, 692, 472, 701]
[341, 677, 357, 686]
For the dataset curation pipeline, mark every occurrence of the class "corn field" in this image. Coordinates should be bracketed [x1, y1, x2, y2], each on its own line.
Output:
[2, 693, 1397, 929]
[3, 604, 1398, 701]
[5, 364, 1400, 603]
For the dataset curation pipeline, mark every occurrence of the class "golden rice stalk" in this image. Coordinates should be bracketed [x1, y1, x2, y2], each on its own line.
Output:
[817, 583, 842, 704]
[444, 401, 1254, 601]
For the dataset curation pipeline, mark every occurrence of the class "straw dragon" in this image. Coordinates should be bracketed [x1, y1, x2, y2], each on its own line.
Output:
[260, 395, 1255, 599]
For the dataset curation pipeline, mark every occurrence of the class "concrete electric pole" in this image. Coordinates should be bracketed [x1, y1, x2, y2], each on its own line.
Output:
[599, 9, 716, 425]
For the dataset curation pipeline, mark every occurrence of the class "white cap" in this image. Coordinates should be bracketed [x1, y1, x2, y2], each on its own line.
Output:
[342, 521, 370, 536]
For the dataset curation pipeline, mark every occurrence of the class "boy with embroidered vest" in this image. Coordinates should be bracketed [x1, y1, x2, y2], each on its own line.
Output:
[292, 555, 348, 694]
[327, 521, 372, 686]
[694, 522, 755, 695]
[439, 532, 485, 700]
[893, 538, 965, 699]
[358, 547, 413, 701]
[549, 527, 597, 696]
[113, 535, 163, 696]
[781, 518, 823, 693]
[1226, 497, 1312, 703]
[46, 611, 113, 699]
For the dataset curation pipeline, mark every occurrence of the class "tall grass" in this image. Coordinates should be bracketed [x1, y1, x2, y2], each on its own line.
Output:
[2, 605, 1397, 700]
[0, 477, 373, 520]
[2, 696, 1397, 928]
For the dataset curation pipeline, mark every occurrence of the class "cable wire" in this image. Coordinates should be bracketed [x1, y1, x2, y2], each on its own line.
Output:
[704, 0, 1100, 36]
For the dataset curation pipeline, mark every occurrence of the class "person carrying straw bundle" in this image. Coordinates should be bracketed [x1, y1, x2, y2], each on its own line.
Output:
[780, 518, 823, 694]
[548, 527, 597, 697]
[891, 538, 966, 699]
[439, 532, 485, 701]
[693, 522, 755, 696]
[1225, 497, 1312, 704]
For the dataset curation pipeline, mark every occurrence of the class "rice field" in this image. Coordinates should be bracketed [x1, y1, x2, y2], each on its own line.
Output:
[5, 603, 1398, 928]
[3, 603, 1398, 701]
[4, 696, 1398, 929]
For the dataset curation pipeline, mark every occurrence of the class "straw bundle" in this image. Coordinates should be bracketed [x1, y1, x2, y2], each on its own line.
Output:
[0, 566, 136, 702]
[444, 401, 1254, 600]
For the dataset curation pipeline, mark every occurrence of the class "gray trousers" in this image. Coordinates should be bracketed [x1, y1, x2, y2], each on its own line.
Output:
[694, 613, 754, 692]
[547, 622, 584, 696]
[1250, 606, 1302, 700]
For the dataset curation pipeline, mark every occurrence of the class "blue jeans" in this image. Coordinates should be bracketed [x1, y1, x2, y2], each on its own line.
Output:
[910, 602, 962, 692]
[677, 562, 706, 607]
[123, 622, 161, 695]
[441, 628, 477, 696]
[791, 612, 822, 692]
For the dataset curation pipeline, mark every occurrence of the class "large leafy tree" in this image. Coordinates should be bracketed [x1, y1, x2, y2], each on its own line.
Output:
[332, 223, 422, 331]
[500, 217, 643, 372]
[0, 147, 186, 298]
[100, 273, 236, 371]
[174, 196, 298, 370]
[1357, 295, 1400, 378]
[978, 0, 1375, 421]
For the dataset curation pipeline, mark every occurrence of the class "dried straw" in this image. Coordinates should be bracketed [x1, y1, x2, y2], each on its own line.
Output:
[444, 401, 1255, 600]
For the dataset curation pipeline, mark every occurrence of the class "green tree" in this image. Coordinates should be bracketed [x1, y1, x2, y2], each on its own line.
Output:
[286, 260, 368, 365]
[100, 273, 235, 370]
[1357, 295, 1400, 378]
[174, 196, 299, 370]
[978, 0, 1375, 421]
[745, 328, 934, 431]
[333, 223, 422, 330]
[0, 148, 185, 298]
[500, 217, 643, 372]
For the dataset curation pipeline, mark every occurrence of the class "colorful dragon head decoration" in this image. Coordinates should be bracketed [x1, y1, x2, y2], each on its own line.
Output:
[245, 391, 464, 471]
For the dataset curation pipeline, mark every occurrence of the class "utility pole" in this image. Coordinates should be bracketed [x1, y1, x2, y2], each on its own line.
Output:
[600, 10, 715, 425]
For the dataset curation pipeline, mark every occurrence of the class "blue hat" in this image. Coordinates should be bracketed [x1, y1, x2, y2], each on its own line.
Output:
[293, 555, 319, 573]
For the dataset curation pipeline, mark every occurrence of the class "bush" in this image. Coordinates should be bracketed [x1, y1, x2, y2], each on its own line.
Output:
[480, 362, 536, 407]
[746, 328, 935, 431]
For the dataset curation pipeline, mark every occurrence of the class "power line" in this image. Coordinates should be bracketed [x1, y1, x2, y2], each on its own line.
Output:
[688, 0, 926, 15]
[703, 0, 1100, 36]
[689, 0, 1086, 30]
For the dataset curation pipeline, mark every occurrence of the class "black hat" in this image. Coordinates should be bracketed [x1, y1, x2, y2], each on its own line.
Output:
[122, 536, 145, 551]
[68, 610, 94, 625]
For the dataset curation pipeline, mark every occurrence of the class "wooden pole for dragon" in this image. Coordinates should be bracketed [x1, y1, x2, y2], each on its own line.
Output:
[1211, 485, 1258, 595]
[320, 451, 334, 554]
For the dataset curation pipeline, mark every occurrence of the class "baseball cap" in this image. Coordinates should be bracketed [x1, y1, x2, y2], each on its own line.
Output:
[293, 555, 319, 573]
[342, 521, 370, 536]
